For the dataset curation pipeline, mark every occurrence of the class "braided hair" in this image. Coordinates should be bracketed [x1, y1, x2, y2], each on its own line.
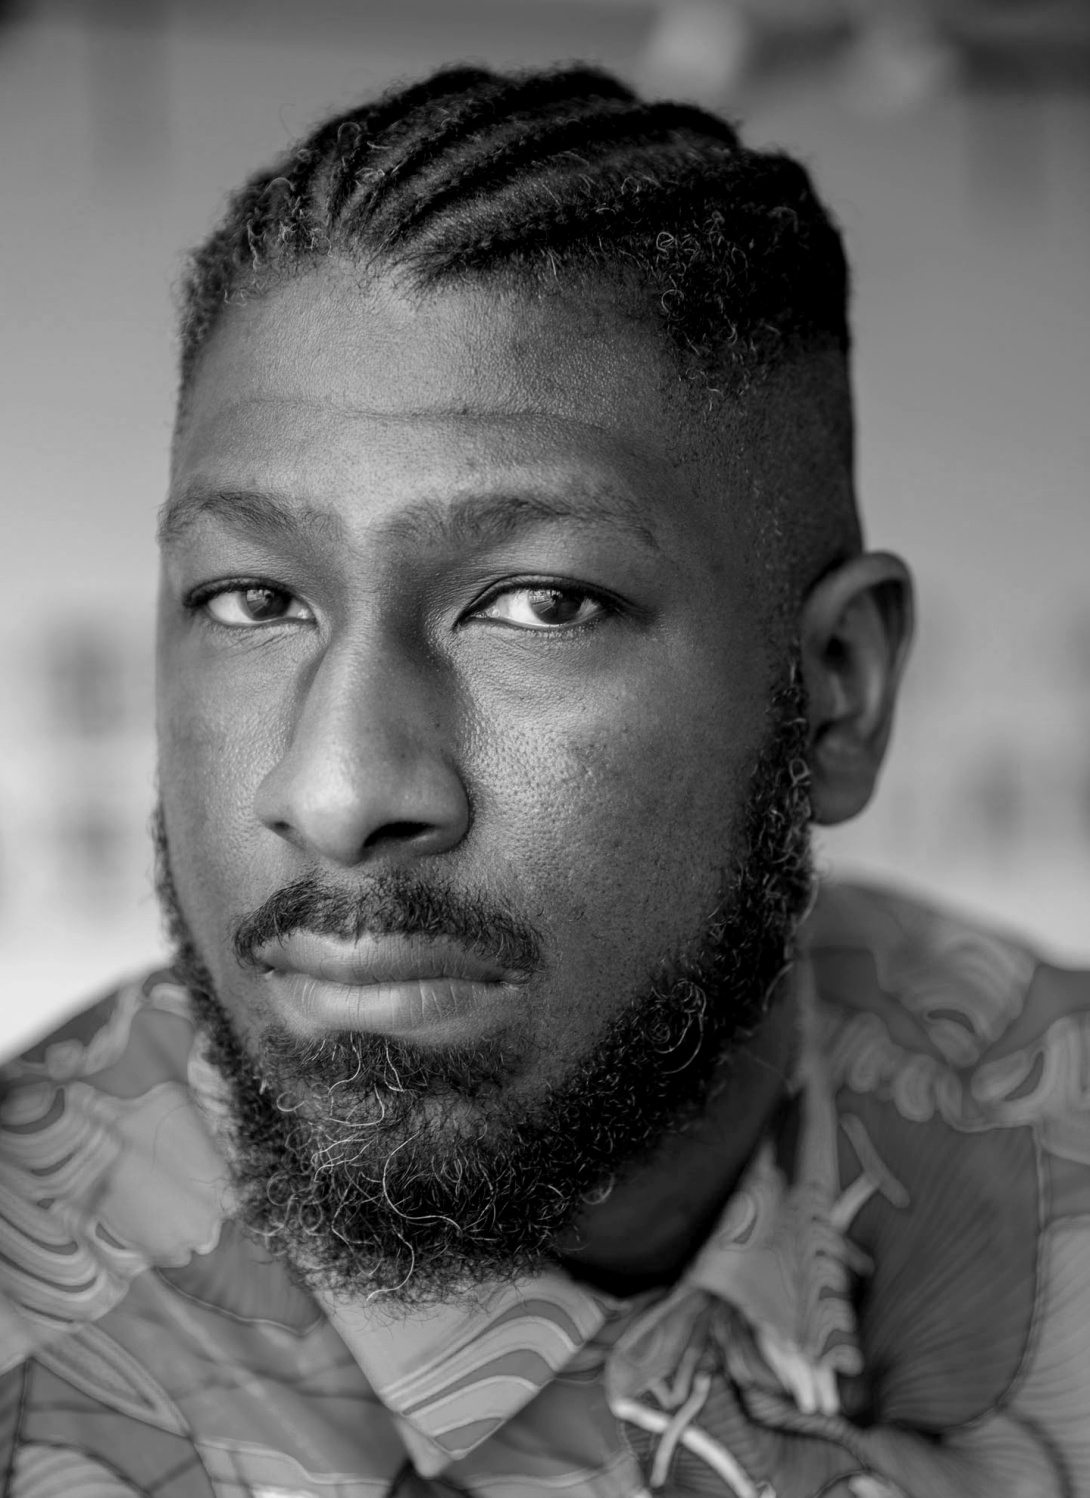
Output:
[180, 64, 849, 399]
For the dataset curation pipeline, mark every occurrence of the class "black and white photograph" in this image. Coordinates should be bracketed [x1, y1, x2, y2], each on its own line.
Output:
[2, 3, 1089, 1494]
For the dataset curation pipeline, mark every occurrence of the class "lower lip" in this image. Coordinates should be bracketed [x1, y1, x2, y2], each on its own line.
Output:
[260, 969, 518, 1042]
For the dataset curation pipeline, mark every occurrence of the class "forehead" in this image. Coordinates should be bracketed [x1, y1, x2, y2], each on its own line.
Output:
[181, 264, 672, 417]
[170, 266, 740, 560]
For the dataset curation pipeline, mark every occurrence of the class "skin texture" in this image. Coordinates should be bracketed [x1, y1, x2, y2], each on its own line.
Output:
[157, 265, 912, 1291]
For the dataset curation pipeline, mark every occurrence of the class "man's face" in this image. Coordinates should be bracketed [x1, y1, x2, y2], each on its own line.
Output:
[156, 267, 810, 1298]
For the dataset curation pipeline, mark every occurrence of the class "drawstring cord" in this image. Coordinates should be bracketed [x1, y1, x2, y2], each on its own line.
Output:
[649, 1370, 712, 1487]
[610, 1388, 775, 1497]
[611, 1338, 776, 1497]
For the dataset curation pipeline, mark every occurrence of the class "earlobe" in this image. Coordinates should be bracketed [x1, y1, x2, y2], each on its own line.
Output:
[799, 551, 914, 826]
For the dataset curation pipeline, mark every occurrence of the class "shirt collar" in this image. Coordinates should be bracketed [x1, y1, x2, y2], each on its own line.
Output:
[316, 1273, 616, 1475]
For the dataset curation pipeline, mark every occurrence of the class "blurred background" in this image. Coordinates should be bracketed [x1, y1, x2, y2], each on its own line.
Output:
[2, 0, 1089, 1055]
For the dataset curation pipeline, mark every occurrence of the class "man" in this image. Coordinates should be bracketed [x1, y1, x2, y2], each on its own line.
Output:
[2, 62, 1088, 1498]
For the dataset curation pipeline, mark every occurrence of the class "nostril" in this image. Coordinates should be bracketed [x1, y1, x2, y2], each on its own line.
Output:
[361, 820, 435, 850]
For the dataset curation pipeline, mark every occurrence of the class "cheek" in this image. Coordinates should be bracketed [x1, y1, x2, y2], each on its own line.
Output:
[462, 660, 765, 964]
[156, 656, 288, 942]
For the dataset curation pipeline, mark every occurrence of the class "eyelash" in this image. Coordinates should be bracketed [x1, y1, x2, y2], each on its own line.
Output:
[182, 577, 620, 635]
[470, 579, 619, 635]
[182, 578, 306, 626]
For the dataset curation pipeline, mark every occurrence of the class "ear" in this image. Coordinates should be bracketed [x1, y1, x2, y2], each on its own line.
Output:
[799, 551, 914, 826]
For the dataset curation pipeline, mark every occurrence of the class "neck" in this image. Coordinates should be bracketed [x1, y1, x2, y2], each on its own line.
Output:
[555, 972, 800, 1298]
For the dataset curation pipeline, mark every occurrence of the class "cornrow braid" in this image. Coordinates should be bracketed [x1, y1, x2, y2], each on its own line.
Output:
[356, 67, 636, 226]
[366, 99, 736, 254]
[179, 63, 850, 402]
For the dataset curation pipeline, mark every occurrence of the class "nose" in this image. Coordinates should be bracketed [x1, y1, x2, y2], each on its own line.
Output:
[253, 643, 470, 868]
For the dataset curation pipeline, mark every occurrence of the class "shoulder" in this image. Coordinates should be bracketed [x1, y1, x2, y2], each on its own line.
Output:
[806, 878, 1090, 1122]
[806, 882, 1090, 1460]
[0, 970, 233, 1373]
[4, 967, 199, 1084]
[1, 966, 211, 1129]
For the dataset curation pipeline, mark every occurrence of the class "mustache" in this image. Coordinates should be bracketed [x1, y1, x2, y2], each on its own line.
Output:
[232, 868, 544, 978]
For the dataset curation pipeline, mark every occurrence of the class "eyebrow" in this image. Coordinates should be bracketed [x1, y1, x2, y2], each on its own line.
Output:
[156, 486, 344, 549]
[156, 481, 660, 554]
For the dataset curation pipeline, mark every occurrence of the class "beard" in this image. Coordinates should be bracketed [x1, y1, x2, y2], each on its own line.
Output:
[154, 662, 814, 1307]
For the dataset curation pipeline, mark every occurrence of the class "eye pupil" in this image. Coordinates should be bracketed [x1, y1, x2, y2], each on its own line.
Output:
[242, 587, 287, 621]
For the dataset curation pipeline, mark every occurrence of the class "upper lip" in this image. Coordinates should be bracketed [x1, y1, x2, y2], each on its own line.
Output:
[255, 931, 518, 987]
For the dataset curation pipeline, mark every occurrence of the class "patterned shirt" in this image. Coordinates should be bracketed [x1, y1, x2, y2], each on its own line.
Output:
[3, 881, 1090, 1497]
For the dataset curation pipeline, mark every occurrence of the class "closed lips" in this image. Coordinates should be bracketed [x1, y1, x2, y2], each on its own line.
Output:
[255, 930, 517, 987]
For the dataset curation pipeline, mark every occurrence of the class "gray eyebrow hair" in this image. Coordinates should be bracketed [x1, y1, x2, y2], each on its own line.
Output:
[156, 481, 660, 553]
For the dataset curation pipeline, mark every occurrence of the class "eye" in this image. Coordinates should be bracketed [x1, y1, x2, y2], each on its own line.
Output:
[197, 584, 313, 628]
[475, 586, 607, 631]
